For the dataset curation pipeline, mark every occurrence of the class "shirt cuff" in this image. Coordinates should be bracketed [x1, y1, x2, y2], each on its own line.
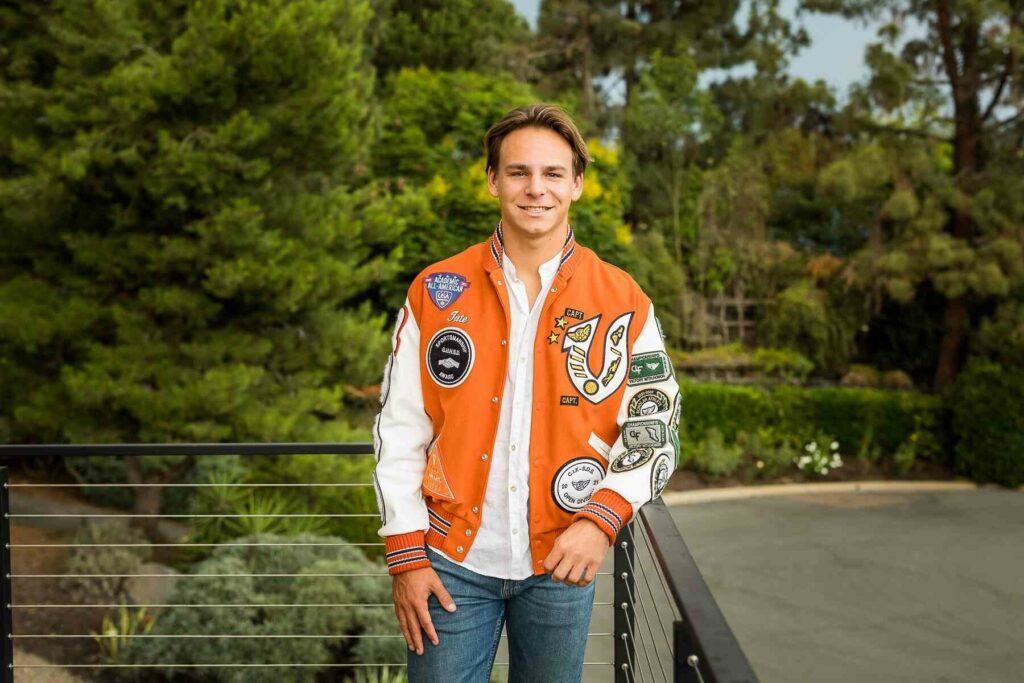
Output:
[384, 531, 431, 575]
[572, 489, 634, 546]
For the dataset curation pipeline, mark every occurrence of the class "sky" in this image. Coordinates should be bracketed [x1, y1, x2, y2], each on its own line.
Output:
[509, 0, 883, 99]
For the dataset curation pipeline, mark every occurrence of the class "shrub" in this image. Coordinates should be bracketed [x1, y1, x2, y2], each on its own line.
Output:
[947, 359, 1024, 487]
[121, 533, 402, 682]
[59, 521, 151, 604]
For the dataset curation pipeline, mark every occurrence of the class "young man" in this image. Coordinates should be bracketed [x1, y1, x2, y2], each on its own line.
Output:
[373, 103, 680, 682]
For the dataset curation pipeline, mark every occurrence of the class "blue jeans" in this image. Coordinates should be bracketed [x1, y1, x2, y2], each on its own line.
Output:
[406, 546, 597, 683]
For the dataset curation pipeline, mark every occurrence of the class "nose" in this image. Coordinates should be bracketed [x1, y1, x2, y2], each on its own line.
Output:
[526, 172, 545, 197]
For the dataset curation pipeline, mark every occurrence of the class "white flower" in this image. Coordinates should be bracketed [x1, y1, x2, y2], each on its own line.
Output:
[804, 443, 814, 452]
[821, 468, 829, 475]
[756, 460, 764, 469]
[830, 441, 839, 450]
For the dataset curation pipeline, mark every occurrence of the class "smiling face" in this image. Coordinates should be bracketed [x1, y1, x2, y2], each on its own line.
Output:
[487, 126, 584, 241]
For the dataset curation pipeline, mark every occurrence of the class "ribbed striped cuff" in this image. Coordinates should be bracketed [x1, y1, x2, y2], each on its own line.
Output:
[384, 531, 431, 576]
[573, 489, 633, 546]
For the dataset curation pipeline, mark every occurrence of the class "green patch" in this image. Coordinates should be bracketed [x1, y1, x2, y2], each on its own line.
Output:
[629, 351, 672, 385]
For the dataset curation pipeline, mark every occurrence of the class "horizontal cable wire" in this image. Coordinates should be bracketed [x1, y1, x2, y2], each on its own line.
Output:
[627, 528, 676, 658]
[6, 513, 378, 518]
[8, 542, 384, 548]
[637, 523, 683, 622]
[9, 571, 614, 579]
[12, 663, 615, 669]
[17, 632, 616, 639]
[623, 548, 670, 683]
[11, 601, 616, 609]
[5, 483, 374, 488]
[623, 572, 660, 683]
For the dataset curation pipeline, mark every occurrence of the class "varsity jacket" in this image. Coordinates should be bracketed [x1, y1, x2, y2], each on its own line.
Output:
[373, 223, 681, 576]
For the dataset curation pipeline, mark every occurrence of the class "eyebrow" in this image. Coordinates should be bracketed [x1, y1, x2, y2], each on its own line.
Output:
[505, 164, 569, 173]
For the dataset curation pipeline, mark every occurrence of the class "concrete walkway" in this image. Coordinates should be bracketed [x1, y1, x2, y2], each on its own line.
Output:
[667, 484, 1024, 683]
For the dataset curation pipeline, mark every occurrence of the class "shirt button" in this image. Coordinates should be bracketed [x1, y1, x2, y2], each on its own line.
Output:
[465, 529, 472, 537]
[501, 339, 507, 346]
[510, 485, 517, 492]
[512, 529, 518, 535]
[491, 396, 498, 404]
[481, 453, 489, 461]
[551, 286, 558, 293]
[472, 506, 479, 513]
[510, 444, 517, 452]
[457, 546, 464, 553]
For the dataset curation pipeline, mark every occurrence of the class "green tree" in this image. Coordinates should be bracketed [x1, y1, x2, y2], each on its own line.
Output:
[369, 0, 532, 80]
[804, 0, 1024, 389]
[0, 0, 409, 529]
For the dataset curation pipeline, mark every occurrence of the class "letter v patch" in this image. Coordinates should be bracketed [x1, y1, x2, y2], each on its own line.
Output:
[422, 442, 456, 501]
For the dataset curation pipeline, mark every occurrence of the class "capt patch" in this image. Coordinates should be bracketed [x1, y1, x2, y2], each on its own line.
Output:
[622, 419, 667, 449]
[628, 351, 672, 385]
[610, 447, 654, 473]
[650, 453, 672, 498]
[427, 327, 475, 387]
[628, 389, 670, 417]
[424, 272, 470, 311]
[551, 457, 605, 512]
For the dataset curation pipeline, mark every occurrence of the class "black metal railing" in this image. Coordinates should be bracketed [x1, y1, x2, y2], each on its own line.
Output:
[0, 444, 757, 681]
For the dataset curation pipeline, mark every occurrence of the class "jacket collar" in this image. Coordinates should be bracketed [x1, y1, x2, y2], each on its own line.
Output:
[482, 219, 581, 281]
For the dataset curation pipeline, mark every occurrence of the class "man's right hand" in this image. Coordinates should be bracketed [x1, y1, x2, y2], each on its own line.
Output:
[392, 566, 457, 655]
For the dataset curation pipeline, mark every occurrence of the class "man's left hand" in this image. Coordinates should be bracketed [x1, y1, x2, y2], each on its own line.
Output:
[542, 519, 610, 587]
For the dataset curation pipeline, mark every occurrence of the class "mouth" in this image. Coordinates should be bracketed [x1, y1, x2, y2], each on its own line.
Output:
[517, 205, 554, 216]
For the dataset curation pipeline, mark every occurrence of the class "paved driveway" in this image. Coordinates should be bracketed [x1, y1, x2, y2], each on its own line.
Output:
[668, 487, 1024, 683]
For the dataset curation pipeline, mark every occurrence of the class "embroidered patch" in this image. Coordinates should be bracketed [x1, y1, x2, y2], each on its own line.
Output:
[651, 453, 672, 498]
[424, 272, 470, 311]
[628, 351, 672, 386]
[426, 327, 474, 387]
[422, 441, 456, 501]
[564, 307, 584, 320]
[669, 391, 682, 430]
[551, 457, 605, 512]
[628, 389, 671, 417]
[560, 395, 579, 406]
[611, 447, 654, 473]
[561, 312, 633, 404]
[622, 419, 667, 449]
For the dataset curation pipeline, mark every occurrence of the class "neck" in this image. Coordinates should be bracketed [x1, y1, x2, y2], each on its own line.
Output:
[501, 221, 568, 276]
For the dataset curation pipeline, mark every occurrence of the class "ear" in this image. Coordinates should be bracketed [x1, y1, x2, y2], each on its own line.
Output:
[486, 166, 499, 198]
[571, 172, 584, 201]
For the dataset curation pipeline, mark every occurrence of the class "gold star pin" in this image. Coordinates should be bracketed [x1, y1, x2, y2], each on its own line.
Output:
[547, 331, 560, 344]
[554, 315, 567, 329]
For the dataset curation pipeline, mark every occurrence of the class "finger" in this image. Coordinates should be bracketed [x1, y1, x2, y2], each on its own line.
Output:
[543, 547, 563, 574]
[431, 578, 457, 613]
[551, 556, 575, 583]
[405, 606, 425, 655]
[583, 561, 598, 586]
[568, 562, 589, 586]
[396, 610, 414, 651]
[415, 599, 439, 647]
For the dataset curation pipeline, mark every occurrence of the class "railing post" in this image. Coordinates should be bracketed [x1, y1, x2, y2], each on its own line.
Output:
[614, 521, 636, 683]
[675, 619, 704, 682]
[1, 467, 14, 679]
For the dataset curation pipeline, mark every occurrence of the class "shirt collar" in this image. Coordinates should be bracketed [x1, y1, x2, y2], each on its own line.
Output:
[502, 247, 562, 286]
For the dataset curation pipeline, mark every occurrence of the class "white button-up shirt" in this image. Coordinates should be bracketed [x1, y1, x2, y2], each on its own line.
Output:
[449, 249, 562, 580]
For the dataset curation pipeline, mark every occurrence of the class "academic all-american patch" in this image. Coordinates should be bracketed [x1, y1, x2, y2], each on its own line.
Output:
[426, 327, 474, 387]
[611, 447, 654, 473]
[622, 419, 667, 449]
[424, 272, 470, 311]
[628, 351, 672, 385]
[561, 312, 633, 404]
[551, 457, 605, 512]
[651, 453, 672, 498]
[628, 388, 670, 416]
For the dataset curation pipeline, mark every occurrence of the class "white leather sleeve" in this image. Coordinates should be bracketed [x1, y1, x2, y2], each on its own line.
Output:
[372, 298, 434, 537]
[594, 302, 680, 516]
